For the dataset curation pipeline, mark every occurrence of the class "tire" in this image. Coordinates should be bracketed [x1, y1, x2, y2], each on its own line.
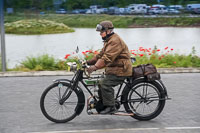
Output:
[122, 78, 166, 121]
[40, 82, 82, 123]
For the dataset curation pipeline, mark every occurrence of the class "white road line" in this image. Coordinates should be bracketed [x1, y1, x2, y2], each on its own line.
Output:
[165, 127, 200, 130]
[29, 127, 200, 133]
[28, 128, 159, 133]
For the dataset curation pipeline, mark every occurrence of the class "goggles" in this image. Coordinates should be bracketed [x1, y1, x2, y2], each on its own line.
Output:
[96, 24, 114, 32]
[96, 24, 105, 32]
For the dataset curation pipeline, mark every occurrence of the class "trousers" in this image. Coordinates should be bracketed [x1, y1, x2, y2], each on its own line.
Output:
[98, 75, 126, 106]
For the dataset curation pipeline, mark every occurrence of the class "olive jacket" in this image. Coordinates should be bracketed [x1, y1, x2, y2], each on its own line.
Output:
[96, 33, 132, 76]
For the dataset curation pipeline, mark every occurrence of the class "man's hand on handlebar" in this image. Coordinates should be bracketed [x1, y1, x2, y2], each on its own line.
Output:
[87, 65, 98, 74]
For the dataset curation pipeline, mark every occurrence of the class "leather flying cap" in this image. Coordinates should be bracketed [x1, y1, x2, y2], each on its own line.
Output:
[96, 20, 114, 32]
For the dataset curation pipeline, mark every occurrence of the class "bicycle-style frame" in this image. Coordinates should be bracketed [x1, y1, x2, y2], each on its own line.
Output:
[55, 69, 128, 105]
[40, 62, 171, 123]
[54, 68, 170, 114]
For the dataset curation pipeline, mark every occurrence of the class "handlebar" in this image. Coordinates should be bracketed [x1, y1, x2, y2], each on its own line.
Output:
[67, 60, 91, 78]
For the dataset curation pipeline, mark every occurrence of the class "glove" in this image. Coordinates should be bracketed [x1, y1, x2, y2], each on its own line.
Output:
[87, 65, 98, 74]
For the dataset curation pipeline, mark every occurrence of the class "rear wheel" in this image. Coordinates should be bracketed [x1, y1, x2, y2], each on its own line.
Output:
[123, 79, 166, 120]
[40, 82, 80, 123]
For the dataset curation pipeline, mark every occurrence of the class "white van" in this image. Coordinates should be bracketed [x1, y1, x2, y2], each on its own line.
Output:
[187, 4, 200, 11]
[128, 4, 147, 14]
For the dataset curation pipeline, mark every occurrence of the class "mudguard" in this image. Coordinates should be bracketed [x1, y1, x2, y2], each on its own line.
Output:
[121, 77, 169, 103]
[54, 79, 85, 116]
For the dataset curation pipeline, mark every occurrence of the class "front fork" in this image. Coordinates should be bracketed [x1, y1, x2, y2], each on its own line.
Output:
[58, 83, 73, 105]
[53, 79, 85, 115]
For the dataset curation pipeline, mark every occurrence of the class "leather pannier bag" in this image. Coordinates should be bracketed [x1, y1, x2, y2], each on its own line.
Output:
[132, 64, 160, 81]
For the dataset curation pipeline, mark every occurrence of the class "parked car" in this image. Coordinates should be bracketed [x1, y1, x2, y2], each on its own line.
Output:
[192, 8, 200, 14]
[100, 8, 108, 14]
[148, 7, 168, 14]
[55, 9, 67, 14]
[78, 9, 87, 14]
[85, 9, 92, 14]
[168, 9, 180, 14]
[108, 7, 120, 15]
[169, 5, 184, 10]
[119, 8, 131, 15]
[72, 10, 79, 14]
[148, 8, 160, 14]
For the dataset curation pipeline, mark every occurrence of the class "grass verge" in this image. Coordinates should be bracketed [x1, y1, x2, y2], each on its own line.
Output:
[5, 13, 200, 28]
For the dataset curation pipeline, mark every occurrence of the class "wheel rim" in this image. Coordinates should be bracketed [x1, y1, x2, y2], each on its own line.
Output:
[43, 85, 78, 121]
[128, 83, 161, 117]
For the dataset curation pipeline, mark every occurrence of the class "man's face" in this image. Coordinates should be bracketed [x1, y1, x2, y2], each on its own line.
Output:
[100, 31, 106, 37]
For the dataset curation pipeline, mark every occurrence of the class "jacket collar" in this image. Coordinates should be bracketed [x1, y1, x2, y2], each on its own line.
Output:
[103, 32, 115, 42]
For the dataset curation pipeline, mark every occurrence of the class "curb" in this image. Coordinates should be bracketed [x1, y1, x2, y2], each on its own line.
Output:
[0, 68, 200, 77]
[157, 68, 200, 74]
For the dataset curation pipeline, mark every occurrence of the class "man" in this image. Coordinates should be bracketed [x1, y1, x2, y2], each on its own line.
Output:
[87, 20, 132, 114]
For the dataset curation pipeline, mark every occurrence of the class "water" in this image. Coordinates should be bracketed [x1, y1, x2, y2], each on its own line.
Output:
[4, 27, 200, 68]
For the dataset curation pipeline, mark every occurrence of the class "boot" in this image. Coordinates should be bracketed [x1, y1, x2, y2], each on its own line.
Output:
[100, 106, 117, 114]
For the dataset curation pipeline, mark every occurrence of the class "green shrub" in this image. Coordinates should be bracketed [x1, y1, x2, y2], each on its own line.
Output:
[130, 47, 200, 68]
[11, 47, 200, 71]
[18, 54, 67, 71]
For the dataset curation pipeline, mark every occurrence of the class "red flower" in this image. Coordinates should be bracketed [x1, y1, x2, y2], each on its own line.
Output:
[157, 49, 160, 52]
[94, 51, 99, 54]
[139, 54, 144, 57]
[171, 48, 174, 51]
[165, 47, 168, 50]
[64, 54, 70, 59]
[173, 61, 176, 64]
[82, 52, 86, 54]
[149, 53, 151, 55]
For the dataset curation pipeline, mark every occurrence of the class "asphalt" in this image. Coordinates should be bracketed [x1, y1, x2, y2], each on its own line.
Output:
[1, 73, 200, 133]
[0, 68, 200, 77]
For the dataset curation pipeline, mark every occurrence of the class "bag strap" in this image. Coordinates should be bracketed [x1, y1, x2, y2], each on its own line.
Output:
[140, 64, 145, 75]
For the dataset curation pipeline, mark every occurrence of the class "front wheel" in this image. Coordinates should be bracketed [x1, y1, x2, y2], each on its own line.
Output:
[122, 78, 166, 121]
[40, 82, 84, 123]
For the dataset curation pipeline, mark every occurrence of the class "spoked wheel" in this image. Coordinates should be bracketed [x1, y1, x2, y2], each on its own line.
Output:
[123, 79, 166, 120]
[40, 82, 80, 123]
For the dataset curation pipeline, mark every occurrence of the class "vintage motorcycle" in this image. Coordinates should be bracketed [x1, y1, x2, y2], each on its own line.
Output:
[40, 58, 170, 123]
